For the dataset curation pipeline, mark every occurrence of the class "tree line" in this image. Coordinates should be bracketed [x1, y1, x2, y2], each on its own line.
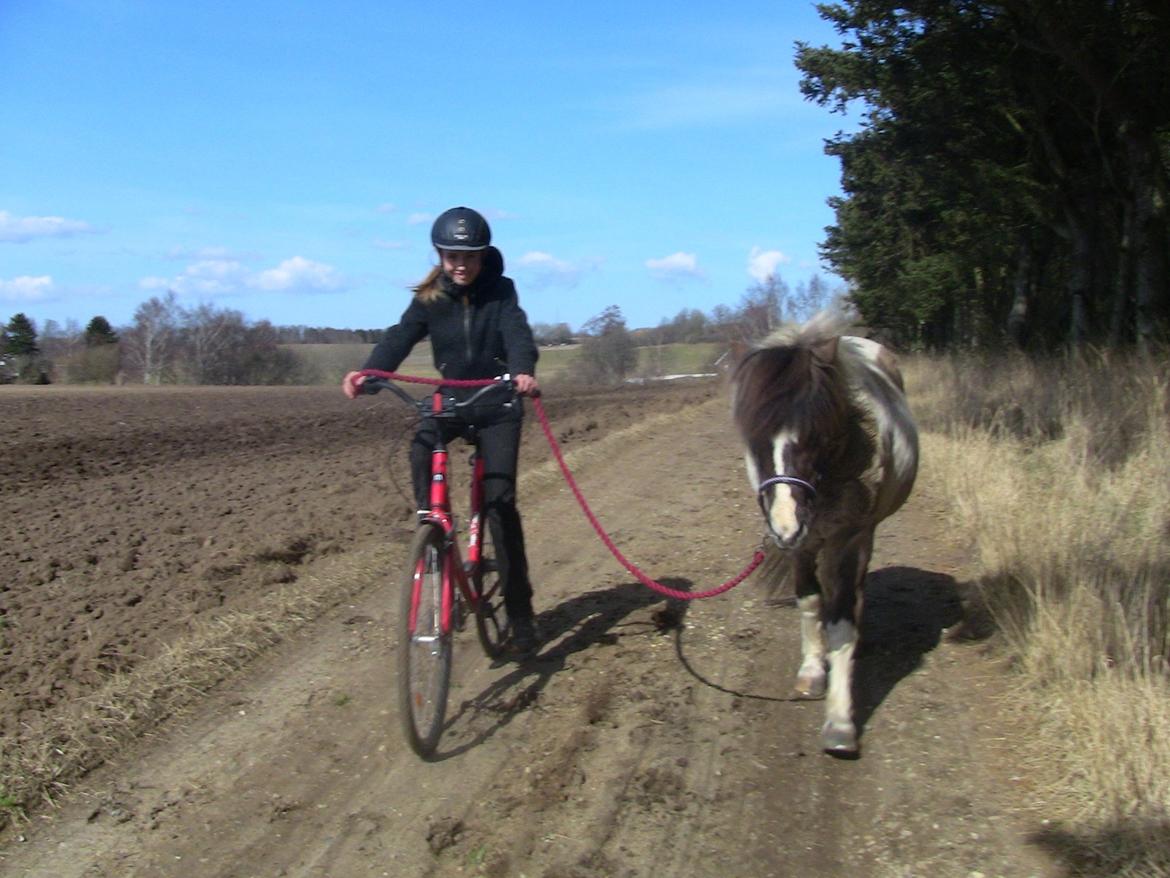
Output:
[1, 294, 313, 385]
[796, 0, 1169, 351]
[2, 272, 834, 386]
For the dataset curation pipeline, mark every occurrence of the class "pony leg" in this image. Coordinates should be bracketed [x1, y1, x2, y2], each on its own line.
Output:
[794, 594, 826, 698]
[822, 619, 858, 755]
[792, 554, 825, 699]
[819, 533, 872, 757]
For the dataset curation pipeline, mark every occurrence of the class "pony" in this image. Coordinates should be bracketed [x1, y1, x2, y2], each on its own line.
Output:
[730, 312, 919, 757]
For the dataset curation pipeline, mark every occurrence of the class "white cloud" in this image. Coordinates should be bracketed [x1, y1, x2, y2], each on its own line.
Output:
[646, 252, 704, 281]
[747, 246, 791, 282]
[376, 202, 396, 214]
[517, 250, 586, 290]
[0, 210, 96, 243]
[407, 212, 432, 226]
[141, 258, 248, 295]
[373, 239, 409, 251]
[141, 256, 344, 296]
[252, 256, 342, 292]
[0, 275, 54, 302]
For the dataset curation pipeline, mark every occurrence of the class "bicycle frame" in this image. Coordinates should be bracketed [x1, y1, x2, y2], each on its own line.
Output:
[409, 390, 488, 639]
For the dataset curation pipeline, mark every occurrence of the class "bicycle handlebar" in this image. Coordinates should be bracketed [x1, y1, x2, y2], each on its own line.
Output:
[356, 370, 520, 413]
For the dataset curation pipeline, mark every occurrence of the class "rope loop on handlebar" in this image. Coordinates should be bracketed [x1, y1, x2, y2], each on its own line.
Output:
[358, 370, 764, 601]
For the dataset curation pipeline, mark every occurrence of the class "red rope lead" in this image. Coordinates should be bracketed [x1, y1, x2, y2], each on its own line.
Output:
[359, 370, 765, 600]
[530, 397, 764, 600]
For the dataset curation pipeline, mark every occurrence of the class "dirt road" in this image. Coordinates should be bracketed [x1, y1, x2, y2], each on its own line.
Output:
[0, 381, 1057, 877]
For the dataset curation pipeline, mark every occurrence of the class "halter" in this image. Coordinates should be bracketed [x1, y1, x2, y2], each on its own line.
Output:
[756, 474, 817, 513]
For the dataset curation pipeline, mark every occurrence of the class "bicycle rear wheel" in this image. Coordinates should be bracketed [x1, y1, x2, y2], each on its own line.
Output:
[472, 532, 508, 659]
[398, 524, 452, 758]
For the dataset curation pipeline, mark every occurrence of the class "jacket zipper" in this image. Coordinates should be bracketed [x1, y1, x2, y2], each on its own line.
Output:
[462, 294, 473, 362]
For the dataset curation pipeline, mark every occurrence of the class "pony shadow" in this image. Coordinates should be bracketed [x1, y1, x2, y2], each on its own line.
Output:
[429, 578, 685, 761]
[852, 565, 965, 734]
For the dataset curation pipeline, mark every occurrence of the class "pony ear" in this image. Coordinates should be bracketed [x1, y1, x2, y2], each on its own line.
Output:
[811, 336, 839, 365]
[728, 340, 749, 365]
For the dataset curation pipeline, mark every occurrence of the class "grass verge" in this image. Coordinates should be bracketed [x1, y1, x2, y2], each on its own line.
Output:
[906, 349, 1170, 876]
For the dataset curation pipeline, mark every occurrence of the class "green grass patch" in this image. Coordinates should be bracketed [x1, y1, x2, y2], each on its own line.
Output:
[286, 341, 725, 386]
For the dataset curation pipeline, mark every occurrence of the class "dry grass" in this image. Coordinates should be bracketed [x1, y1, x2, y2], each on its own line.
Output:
[905, 349, 1170, 876]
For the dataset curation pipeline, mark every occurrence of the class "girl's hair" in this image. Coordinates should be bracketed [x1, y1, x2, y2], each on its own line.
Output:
[412, 245, 500, 302]
[412, 264, 442, 296]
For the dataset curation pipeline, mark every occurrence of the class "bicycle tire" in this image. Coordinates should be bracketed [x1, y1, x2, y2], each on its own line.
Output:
[398, 524, 452, 758]
[472, 530, 508, 659]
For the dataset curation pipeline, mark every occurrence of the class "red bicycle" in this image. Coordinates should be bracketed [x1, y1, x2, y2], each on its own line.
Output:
[359, 370, 512, 758]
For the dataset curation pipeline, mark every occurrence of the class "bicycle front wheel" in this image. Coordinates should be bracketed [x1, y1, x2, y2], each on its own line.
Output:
[398, 524, 452, 758]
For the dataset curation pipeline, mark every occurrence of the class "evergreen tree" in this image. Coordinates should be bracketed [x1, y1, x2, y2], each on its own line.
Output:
[796, 0, 1170, 350]
[5, 313, 39, 355]
[84, 316, 119, 347]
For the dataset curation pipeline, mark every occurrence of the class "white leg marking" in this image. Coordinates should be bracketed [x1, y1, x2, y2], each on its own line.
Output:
[794, 594, 826, 698]
[822, 619, 859, 754]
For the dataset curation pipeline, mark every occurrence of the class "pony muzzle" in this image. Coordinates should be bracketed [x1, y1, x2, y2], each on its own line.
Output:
[758, 474, 816, 549]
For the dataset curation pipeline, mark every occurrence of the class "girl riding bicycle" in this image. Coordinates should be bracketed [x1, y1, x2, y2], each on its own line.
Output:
[342, 206, 541, 654]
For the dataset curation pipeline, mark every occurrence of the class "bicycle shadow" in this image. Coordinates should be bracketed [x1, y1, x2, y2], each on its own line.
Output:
[431, 578, 692, 761]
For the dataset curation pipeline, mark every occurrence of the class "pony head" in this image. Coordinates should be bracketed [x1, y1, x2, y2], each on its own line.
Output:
[732, 333, 847, 550]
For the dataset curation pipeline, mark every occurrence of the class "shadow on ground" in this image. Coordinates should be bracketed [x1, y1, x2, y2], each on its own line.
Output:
[853, 564, 965, 733]
[1029, 820, 1170, 878]
[433, 578, 686, 760]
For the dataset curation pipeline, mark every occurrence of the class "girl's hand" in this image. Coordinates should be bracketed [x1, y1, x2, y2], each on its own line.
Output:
[342, 371, 365, 399]
[514, 373, 540, 397]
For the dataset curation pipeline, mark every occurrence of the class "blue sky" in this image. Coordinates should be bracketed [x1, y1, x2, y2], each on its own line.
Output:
[0, 1, 855, 334]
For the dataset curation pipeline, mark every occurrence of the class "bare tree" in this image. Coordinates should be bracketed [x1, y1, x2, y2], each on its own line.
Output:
[576, 305, 637, 384]
[737, 274, 789, 341]
[124, 292, 179, 384]
[792, 274, 832, 323]
[179, 304, 244, 384]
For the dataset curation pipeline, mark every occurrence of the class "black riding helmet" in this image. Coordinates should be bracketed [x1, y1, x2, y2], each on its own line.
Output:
[431, 206, 491, 251]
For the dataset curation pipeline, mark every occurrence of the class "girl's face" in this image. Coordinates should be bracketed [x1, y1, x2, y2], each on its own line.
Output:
[439, 249, 483, 286]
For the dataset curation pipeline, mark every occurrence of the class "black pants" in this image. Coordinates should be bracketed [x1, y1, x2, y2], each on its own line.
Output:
[410, 404, 533, 621]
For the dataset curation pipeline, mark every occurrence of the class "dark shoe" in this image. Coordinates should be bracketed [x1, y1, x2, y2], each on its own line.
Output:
[510, 615, 539, 655]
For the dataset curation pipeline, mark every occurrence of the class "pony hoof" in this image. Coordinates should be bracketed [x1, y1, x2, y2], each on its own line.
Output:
[821, 722, 859, 758]
[794, 673, 826, 700]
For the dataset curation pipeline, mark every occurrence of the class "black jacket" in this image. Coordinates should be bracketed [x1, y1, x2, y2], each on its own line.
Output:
[363, 248, 539, 390]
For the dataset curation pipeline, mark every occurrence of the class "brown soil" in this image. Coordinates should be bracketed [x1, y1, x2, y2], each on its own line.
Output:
[0, 380, 1061, 877]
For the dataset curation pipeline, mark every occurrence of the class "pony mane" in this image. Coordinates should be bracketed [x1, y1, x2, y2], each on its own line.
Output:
[759, 309, 856, 349]
[731, 319, 852, 453]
